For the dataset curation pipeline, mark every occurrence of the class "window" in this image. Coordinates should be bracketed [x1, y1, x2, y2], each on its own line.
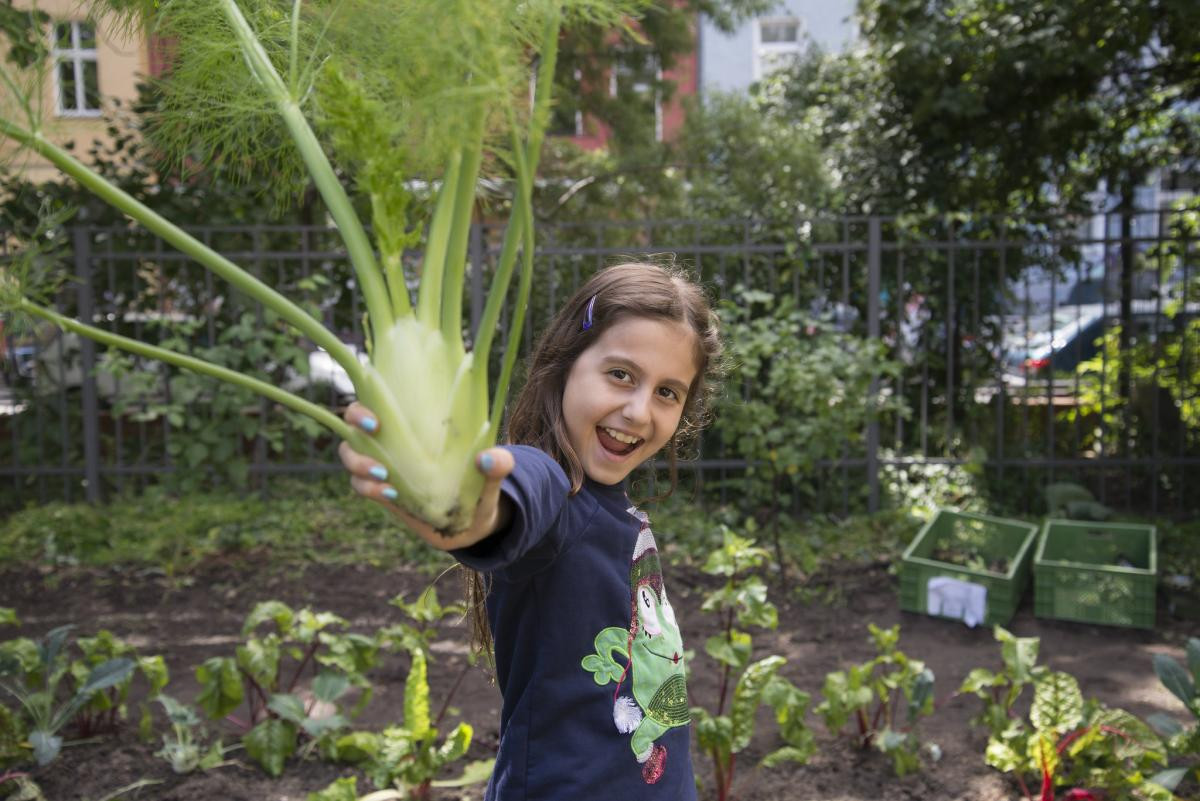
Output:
[52, 20, 101, 117]
[1161, 167, 1200, 193]
[549, 68, 584, 137]
[754, 17, 803, 81]
[610, 51, 662, 142]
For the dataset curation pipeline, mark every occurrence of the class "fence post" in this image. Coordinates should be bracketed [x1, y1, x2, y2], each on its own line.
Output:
[866, 217, 881, 513]
[74, 227, 102, 504]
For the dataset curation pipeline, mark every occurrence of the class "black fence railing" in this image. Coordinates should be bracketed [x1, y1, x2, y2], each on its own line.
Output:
[2, 210, 1196, 518]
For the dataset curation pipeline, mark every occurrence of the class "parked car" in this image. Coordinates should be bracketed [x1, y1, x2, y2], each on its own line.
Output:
[1001, 299, 1199, 383]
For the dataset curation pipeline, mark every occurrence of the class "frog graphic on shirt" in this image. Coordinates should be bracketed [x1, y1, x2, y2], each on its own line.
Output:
[581, 509, 690, 784]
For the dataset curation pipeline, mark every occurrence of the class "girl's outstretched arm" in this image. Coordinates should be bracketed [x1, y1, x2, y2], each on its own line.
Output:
[339, 402, 514, 550]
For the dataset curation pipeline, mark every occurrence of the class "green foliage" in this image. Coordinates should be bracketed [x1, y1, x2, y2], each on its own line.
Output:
[378, 587, 467, 657]
[881, 449, 990, 516]
[0, 479, 452, 573]
[71, 629, 168, 739]
[714, 287, 906, 511]
[0, 625, 141, 766]
[961, 626, 1171, 799]
[307, 776, 362, 801]
[153, 694, 234, 774]
[0, 773, 44, 801]
[327, 588, 491, 801]
[193, 600, 378, 777]
[103, 308, 325, 493]
[765, 0, 1200, 215]
[673, 91, 830, 229]
[815, 623, 935, 777]
[1065, 202, 1200, 464]
[712, 287, 907, 577]
[689, 528, 813, 801]
[1147, 639, 1200, 793]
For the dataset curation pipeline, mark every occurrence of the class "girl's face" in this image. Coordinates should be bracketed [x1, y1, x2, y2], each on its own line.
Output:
[562, 316, 700, 485]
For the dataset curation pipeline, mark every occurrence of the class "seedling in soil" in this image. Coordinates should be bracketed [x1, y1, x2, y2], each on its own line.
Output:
[689, 528, 815, 801]
[815, 623, 935, 777]
[154, 694, 237, 774]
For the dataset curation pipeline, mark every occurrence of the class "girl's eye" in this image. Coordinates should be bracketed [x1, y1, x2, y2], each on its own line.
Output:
[657, 386, 680, 402]
[608, 368, 630, 382]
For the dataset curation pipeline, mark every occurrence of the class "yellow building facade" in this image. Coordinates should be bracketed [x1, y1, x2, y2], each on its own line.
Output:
[4, 1, 151, 182]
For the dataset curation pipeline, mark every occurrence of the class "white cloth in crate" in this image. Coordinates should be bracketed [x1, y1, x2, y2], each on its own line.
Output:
[926, 576, 988, 627]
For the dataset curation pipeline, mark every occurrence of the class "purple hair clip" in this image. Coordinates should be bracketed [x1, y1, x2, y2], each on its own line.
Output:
[581, 294, 597, 331]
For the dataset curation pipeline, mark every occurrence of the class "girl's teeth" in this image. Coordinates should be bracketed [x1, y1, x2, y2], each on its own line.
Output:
[603, 427, 640, 445]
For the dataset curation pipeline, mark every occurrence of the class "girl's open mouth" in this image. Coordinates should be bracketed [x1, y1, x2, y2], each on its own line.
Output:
[597, 426, 642, 456]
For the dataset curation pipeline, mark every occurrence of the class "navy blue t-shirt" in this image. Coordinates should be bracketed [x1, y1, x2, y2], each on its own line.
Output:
[452, 445, 696, 801]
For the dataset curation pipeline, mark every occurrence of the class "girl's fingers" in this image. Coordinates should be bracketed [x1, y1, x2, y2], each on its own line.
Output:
[476, 446, 514, 483]
[337, 440, 389, 482]
[343, 401, 380, 434]
[349, 474, 398, 503]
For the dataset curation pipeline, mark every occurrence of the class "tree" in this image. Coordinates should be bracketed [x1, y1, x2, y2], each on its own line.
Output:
[551, 1, 777, 153]
[767, 0, 1200, 217]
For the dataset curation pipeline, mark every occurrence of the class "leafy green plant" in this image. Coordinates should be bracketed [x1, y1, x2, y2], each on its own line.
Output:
[713, 288, 906, 581]
[1147, 638, 1200, 794]
[961, 626, 1171, 800]
[103, 309, 325, 494]
[815, 623, 935, 777]
[153, 694, 236, 774]
[0, 623, 136, 766]
[72, 629, 168, 741]
[194, 600, 378, 776]
[325, 587, 492, 801]
[689, 528, 815, 801]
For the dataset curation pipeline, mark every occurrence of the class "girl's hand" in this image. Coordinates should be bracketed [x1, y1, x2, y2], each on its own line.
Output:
[338, 402, 514, 551]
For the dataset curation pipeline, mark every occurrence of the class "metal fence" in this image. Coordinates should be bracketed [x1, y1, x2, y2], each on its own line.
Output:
[2, 210, 1197, 518]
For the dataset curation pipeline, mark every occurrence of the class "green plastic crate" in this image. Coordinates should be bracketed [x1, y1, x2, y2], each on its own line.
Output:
[1033, 520, 1156, 629]
[900, 508, 1039, 626]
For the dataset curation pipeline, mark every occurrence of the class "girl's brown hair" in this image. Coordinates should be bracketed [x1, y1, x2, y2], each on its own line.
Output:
[465, 261, 724, 657]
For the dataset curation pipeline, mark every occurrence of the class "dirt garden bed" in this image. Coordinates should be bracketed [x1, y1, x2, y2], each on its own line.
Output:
[1, 556, 1196, 801]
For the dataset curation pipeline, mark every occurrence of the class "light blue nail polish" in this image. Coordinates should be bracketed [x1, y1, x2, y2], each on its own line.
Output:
[360, 417, 378, 433]
[382, 487, 398, 500]
[369, 465, 388, 481]
[479, 452, 494, 472]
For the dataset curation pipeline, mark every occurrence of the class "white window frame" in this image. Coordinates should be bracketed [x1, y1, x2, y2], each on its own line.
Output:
[609, 55, 663, 142]
[51, 20, 101, 118]
[753, 17, 804, 82]
[566, 68, 584, 137]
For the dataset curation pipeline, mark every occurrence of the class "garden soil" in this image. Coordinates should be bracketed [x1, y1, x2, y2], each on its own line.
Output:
[2, 556, 1196, 801]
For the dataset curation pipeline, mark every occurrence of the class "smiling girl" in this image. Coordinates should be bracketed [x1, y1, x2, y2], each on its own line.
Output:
[339, 262, 724, 800]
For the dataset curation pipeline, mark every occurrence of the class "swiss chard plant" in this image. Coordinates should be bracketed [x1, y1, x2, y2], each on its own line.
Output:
[193, 600, 379, 776]
[0, 0, 642, 534]
[689, 527, 815, 801]
[961, 626, 1173, 801]
[323, 587, 491, 801]
[815, 623, 935, 777]
[0, 622, 142, 766]
[1146, 637, 1200, 795]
